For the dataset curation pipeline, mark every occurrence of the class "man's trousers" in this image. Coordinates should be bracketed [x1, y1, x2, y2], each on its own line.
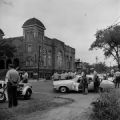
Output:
[7, 82, 18, 108]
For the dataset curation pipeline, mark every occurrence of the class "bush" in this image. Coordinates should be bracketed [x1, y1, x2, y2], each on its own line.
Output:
[91, 89, 120, 120]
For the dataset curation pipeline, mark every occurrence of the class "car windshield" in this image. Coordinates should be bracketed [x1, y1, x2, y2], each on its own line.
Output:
[71, 75, 81, 82]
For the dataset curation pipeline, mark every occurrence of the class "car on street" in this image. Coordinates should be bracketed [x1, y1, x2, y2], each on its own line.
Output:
[0, 80, 32, 102]
[53, 75, 115, 93]
[17, 81, 32, 99]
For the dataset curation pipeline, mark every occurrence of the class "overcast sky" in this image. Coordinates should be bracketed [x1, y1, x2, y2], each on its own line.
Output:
[0, 0, 120, 66]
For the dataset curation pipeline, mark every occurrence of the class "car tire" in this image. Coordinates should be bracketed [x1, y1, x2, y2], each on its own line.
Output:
[24, 89, 32, 100]
[0, 92, 6, 103]
[59, 86, 68, 93]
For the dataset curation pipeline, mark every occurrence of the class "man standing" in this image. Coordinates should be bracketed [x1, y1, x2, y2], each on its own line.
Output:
[81, 71, 88, 94]
[115, 69, 120, 88]
[5, 64, 20, 108]
[22, 71, 28, 83]
[93, 71, 100, 92]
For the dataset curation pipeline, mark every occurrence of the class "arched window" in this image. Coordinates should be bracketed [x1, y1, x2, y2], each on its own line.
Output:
[48, 51, 52, 66]
[30, 31, 34, 41]
[0, 60, 5, 69]
[28, 44, 32, 52]
[43, 49, 47, 66]
[6, 59, 12, 69]
[70, 57, 72, 69]
[66, 56, 69, 69]
[57, 51, 62, 68]
[30, 58, 33, 66]
[13, 58, 19, 68]
[26, 61, 30, 66]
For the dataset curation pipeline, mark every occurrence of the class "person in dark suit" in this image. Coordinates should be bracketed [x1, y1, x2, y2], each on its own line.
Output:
[81, 72, 88, 94]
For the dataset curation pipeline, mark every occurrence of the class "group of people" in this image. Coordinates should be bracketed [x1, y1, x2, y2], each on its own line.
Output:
[80, 68, 120, 95]
[52, 71, 76, 81]
[79, 71, 100, 94]
[52, 70, 100, 94]
[5, 64, 28, 108]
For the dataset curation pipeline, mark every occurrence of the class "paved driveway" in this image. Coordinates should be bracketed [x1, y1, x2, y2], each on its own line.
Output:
[26, 80, 98, 120]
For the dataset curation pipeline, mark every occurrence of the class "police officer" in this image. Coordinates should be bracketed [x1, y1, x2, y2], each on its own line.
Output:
[5, 64, 20, 108]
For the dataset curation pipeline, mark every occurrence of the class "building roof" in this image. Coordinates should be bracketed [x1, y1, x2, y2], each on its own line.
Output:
[22, 18, 46, 30]
[0, 29, 4, 36]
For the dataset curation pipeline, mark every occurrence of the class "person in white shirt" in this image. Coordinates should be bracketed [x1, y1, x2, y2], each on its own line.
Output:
[22, 71, 28, 83]
[60, 72, 66, 80]
[53, 72, 59, 81]
[5, 64, 20, 108]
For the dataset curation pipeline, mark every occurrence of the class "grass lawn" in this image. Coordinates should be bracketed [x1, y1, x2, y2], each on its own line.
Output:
[0, 80, 73, 120]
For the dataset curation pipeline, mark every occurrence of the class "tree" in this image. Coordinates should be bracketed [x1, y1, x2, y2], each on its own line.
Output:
[89, 25, 120, 69]
[92, 62, 107, 73]
[0, 40, 16, 58]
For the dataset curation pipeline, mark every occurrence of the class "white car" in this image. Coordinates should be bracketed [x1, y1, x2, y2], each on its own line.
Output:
[17, 82, 32, 99]
[0, 80, 32, 102]
[53, 75, 115, 93]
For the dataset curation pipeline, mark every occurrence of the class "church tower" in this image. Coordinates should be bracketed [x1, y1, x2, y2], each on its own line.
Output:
[22, 18, 46, 69]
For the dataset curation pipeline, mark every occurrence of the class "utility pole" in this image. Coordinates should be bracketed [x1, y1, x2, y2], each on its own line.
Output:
[38, 45, 41, 80]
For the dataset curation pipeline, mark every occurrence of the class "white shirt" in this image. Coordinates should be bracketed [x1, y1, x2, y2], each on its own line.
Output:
[53, 73, 59, 79]
[60, 73, 66, 80]
[5, 68, 20, 84]
[22, 72, 28, 79]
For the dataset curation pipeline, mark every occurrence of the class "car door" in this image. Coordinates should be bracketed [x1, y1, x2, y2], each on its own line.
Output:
[72, 77, 81, 91]
[88, 77, 94, 90]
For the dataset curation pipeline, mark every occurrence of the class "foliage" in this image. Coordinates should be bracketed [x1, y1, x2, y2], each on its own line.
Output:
[92, 62, 107, 73]
[91, 89, 120, 120]
[0, 40, 16, 58]
[89, 25, 120, 69]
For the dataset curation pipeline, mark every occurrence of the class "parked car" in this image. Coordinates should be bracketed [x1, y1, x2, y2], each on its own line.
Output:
[17, 81, 32, 99]
[0, 80, 6, 102]
[0, 80, 32, 103]
[53, 75, 115, 93]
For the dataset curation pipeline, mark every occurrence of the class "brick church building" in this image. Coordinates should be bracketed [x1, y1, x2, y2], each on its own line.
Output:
[0, 18, 75, 78]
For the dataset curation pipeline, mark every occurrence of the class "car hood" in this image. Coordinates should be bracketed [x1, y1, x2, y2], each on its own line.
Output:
[18, 82, 32, 88]
[53, 80, 74, 85]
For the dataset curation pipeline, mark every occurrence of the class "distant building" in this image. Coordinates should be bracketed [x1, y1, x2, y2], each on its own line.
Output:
[0, 18, 75, 78]
[75, 59, 82, 73]
[75, 59, 91, 74]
